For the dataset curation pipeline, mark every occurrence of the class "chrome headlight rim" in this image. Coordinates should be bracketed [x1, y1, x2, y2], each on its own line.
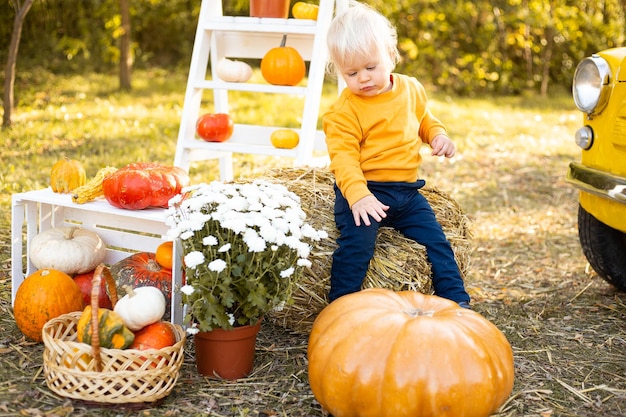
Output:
[572, 55, 612, 115]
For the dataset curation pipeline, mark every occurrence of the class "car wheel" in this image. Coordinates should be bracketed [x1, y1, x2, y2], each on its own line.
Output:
[578, 204, 626, 291]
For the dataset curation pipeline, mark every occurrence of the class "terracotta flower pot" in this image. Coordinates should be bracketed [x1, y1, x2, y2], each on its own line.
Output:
[250, 0, 290, 18]
[193, 320, 262, 379]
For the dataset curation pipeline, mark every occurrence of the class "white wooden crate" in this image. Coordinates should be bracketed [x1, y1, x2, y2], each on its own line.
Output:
[11, 188, 183, 324]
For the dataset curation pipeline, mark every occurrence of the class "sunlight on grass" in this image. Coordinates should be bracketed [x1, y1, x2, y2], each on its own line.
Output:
[429, 94, 581, 156]
[2, 69, 581, 210]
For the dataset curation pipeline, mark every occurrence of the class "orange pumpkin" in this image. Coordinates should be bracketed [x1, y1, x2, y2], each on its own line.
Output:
[307, 288, 515, 417]
[261, 34, 306, 86]
[155, 241, 174, 270]
[50, 157, 86, 193]
[14, 269, 84, 342]
[130, 321, 177, 350]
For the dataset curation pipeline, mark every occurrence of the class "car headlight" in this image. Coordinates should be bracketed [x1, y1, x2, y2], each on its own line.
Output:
[575, 126, 594, 150]
[572, 55, 611, 115]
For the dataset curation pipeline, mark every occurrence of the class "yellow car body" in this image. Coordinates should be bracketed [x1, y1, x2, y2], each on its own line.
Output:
[567, 48, 626, 232]
[566, 47, 626, 290]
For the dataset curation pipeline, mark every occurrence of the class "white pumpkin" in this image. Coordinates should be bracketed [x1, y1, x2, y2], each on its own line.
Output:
[215, 58, 253, 83]
[29, 226, 106, 274]
[114, 285, 166, 331]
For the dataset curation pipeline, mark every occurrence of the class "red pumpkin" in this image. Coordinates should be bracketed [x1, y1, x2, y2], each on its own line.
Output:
[130, 321, 177, 350]
[74, 270, 113, 309]
[102, 162, 189, 210]
[196, 113, 234, 142]
[111, 252, 172, 319]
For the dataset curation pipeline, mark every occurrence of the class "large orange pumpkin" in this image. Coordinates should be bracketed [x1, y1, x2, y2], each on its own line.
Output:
[14, 269, 85, 342]
[307, 288, 515, 417]
[260, 34, 306, 86]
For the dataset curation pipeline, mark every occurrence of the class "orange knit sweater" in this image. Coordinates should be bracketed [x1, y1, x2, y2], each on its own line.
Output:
[323, 73, 447, 207]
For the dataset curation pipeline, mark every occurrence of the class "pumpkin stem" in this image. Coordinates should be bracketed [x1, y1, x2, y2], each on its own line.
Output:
[280, 33, 287, 47]
[63, 226, 80, 240]
[123, 284, 136, 297]
[404, 308, 435, 318]
[147, 259, 164, 271]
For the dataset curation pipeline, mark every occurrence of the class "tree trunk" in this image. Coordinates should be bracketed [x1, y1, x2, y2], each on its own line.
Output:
[540, 6, 555, 98]
[2, 0, 36, 129]
[119, 0, 132, 91]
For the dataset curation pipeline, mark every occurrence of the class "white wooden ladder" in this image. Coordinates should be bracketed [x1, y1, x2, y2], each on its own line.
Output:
[173, 0, 347, 181]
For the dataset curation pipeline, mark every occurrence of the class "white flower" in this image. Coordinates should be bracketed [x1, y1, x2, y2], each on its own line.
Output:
[218, 243, 231, 252]
[208, 259, 227, 273]
[179, 230, 194, 240]
[203, 235, 218, 246]
[185, 322, 200, 335]
[271, 217, 290, 234]
[168, 193, 183, 206]
[259, 224, 279, 244]
[221, 218, 248, 234]
[280, 267, 294, 278]
[297, 258, 312, 268]
[227, 313, 235, 326]
[244, 228, 267, 252]
[184, 251, 205, 268]
[296, 242, 311, 259]
[181, 284, 195, 295]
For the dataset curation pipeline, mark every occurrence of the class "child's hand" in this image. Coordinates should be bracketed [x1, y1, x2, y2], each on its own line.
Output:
[351, 195, 389, 226]
[430, 134, 456, 157]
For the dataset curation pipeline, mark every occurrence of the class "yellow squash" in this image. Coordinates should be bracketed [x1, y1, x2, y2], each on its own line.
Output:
[292, 2, 319, 20]
[50, 157, 86, 193]
[72, 166, 118, 204]
[270, 129, 300, 149]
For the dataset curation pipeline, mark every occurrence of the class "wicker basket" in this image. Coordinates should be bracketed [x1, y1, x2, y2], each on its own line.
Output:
[42, 264, 186, 404]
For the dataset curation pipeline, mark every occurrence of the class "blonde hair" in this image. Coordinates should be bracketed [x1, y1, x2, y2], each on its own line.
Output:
[326, 1, 400, 76]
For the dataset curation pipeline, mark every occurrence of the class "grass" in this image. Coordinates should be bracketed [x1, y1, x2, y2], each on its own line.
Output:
[1, 69, 625, 416]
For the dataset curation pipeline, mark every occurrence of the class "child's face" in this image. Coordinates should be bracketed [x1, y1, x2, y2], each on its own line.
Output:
[338, 54, 392, 97]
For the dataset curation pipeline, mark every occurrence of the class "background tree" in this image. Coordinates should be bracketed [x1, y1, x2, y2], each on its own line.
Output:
[119, 0, 132, 90]
[2, 0, 35, 128]
[1, 0, 625, 104]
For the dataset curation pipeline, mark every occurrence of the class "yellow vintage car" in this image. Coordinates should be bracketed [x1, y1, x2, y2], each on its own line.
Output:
[566, 47, 626, 291]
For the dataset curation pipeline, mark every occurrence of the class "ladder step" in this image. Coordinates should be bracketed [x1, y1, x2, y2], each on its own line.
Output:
[204, 16, 318, 35]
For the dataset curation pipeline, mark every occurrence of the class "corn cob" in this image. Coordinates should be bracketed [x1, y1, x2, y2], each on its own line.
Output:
[71, 166, 118, 204]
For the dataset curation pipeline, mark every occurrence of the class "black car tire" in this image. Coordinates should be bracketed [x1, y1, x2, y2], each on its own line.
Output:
[578, 204, 626, 291]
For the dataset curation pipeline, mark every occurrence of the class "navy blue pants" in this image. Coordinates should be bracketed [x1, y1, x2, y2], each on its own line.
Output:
[329, 180, 471, 304]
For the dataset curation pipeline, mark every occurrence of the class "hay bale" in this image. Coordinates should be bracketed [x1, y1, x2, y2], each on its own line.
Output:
[257, 167, 473, 334]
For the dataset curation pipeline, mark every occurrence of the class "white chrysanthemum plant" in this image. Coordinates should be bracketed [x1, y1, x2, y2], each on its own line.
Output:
[165, 180, 328, 334]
